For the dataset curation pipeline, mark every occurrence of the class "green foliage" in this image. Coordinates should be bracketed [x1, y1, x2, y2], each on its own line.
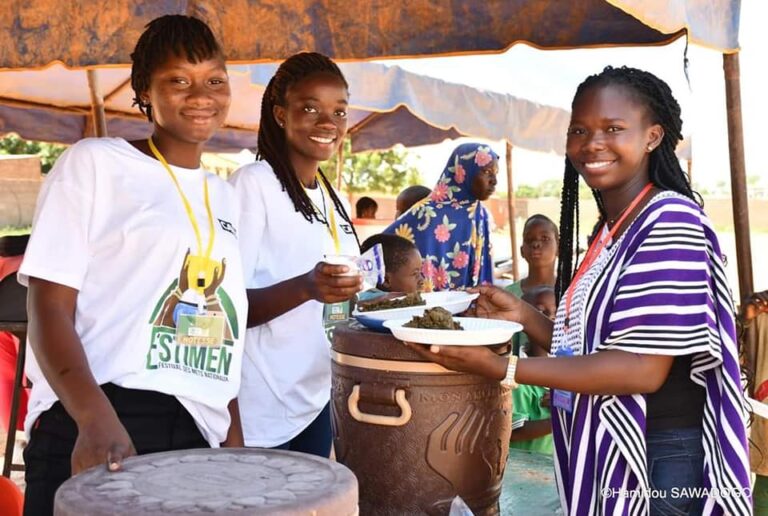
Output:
[0, 135, 67, 173]
[0, 225, 31, 237]
[515, 178, 595, 199]
[514, 179, 564, 198]
[323, 139, 423, 194]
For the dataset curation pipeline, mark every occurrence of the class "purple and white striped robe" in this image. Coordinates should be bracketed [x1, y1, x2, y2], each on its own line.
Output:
[550, 192, 751, 515]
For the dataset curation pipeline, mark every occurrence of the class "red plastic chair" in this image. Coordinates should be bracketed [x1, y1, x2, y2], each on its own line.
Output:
[0, 475, 23, 516]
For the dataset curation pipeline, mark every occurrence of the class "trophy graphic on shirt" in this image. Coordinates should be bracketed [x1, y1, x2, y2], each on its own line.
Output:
[153, 249, 232, 343]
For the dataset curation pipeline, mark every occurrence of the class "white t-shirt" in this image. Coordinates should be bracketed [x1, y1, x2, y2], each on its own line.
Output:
[229, 160, 359, 447]
[19, 138, 247, 446]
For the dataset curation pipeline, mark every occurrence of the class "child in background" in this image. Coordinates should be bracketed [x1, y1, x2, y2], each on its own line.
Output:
[358, 234, 423, 302]
[741, 289, 768, 513]
[505, 214, 558, 298]
[355, 196, 378, 219]
[506, 214, 558, 356]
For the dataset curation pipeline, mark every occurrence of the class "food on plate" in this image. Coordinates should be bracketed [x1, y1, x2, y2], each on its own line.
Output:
[404, 307, 464, 330]
[357, 292, 426, 312]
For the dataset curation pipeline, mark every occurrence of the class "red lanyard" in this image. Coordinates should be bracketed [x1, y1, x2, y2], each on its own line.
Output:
[564, 183, 654, 330]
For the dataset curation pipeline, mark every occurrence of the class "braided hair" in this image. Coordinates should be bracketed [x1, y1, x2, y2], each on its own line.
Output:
[130, 15, 223, 122]
[257, 52, 358, 245]
[555, 66, 700, 302]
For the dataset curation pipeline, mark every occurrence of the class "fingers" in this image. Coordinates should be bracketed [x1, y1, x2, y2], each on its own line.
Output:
[106, 449, 122, 472]
[314, 271, 363, 303]
[317, 262, 354, 276]
[403, 342, 446, 364]
[106, 442, 137, 473]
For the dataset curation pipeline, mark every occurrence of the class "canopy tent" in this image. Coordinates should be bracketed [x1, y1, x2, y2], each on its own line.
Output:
[0, 0, 737, 69]
[0, 0, 751, 297]
[0, 61, 570, 155]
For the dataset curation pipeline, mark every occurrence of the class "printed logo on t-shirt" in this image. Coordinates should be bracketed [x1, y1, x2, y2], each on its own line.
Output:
[145, 254, 239, 382]
[218, 218, 237, 238]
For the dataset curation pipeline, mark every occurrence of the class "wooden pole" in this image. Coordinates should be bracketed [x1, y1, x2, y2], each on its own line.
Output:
[723, 53, 753, 300]
[86, 69, 108, 137]
[505, 141, 519, 281]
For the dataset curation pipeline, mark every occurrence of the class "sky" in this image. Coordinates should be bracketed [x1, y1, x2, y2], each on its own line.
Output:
[374, 0, 767, 193]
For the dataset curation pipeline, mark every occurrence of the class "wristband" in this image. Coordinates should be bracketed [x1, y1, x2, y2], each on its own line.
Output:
[501, 355, 518, 389]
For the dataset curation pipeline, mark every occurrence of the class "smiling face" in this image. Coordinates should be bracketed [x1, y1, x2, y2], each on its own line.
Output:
[470, 160, 499, 201]
[566, 84, 663, 197]
[520, 219, 558, 268]
[273, 72, 349, 166]
[142, 52, 231, 145]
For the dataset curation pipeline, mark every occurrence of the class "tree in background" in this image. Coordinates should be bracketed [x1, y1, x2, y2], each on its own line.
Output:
[515, 178, 594, 199]
[0, 135, 67, 173]
[324, 139, 423, 194]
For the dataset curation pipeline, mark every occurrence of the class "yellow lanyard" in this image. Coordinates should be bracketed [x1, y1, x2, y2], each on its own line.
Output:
[304, 174, 340, 254]
[147, 138, 215, 262]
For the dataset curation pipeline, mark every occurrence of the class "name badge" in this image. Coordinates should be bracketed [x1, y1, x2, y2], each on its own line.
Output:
[323, 301, 350, 342]
[552, 345, 575, 413]
[552, 389, 574, 413]
[176, 311, 225, 347]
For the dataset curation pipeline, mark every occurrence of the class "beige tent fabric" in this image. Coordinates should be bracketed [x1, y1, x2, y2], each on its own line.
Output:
[745, 312, 768, 475]
[608, 0, 740, 52]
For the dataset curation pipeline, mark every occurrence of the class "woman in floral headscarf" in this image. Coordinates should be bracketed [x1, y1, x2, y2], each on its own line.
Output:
[384, 142, 499, 291]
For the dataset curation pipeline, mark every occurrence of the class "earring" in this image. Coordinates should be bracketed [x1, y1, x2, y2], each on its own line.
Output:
[278, 121, 285, 128]
[647, 145, 654, 152]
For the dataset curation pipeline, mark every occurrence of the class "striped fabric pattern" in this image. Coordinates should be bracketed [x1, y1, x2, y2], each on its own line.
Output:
[550, 192, 751, 515]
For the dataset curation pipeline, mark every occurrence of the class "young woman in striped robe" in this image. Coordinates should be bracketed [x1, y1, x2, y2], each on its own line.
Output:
[406, 67, 751, 515]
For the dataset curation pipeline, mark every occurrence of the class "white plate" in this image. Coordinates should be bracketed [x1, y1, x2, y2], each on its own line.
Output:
[353, 291, 478, 322]
[383, 317, 523, 346]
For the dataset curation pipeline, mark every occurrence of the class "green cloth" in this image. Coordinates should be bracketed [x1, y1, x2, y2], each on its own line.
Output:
[754, 475, 768, 514]
[505, 280, 555, 454]
[510, 384, 554, 455]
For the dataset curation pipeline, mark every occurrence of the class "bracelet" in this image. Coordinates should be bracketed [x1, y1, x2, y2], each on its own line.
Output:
[501, 355, 518, 389]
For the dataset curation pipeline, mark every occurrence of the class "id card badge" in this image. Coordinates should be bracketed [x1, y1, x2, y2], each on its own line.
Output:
[552, 389, 574, 413]
[552, 345, 575, 413]
[176, 311, 225, 347]
[323, 301, 350, 342]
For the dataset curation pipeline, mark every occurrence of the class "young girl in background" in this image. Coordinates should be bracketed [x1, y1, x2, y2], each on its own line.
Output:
[358, 234, 423, 301]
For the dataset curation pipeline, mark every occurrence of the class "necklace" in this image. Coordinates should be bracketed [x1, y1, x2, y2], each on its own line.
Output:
[564, 182, 653, 331]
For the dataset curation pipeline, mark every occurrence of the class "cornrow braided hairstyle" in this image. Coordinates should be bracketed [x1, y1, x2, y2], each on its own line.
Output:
[257, 52, 359, 248]
[556, 65, 700, 302]
[130, 15, 223, 121]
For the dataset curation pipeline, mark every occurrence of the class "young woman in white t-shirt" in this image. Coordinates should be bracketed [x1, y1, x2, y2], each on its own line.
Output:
[230, 53, 362, 457]
[20, 16, 247, 515]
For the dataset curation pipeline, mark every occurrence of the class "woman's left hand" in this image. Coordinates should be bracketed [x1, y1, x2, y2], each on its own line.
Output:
[403, 342, 507, 380]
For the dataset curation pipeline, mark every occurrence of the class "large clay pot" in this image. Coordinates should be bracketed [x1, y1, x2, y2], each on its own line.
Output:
[331, 321, 512, 515]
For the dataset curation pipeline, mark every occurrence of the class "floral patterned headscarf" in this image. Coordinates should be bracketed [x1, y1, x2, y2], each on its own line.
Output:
[383, 143, 498, 291]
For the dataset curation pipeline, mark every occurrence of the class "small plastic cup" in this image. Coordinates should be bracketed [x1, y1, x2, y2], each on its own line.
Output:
[324, 255, 360, 276]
